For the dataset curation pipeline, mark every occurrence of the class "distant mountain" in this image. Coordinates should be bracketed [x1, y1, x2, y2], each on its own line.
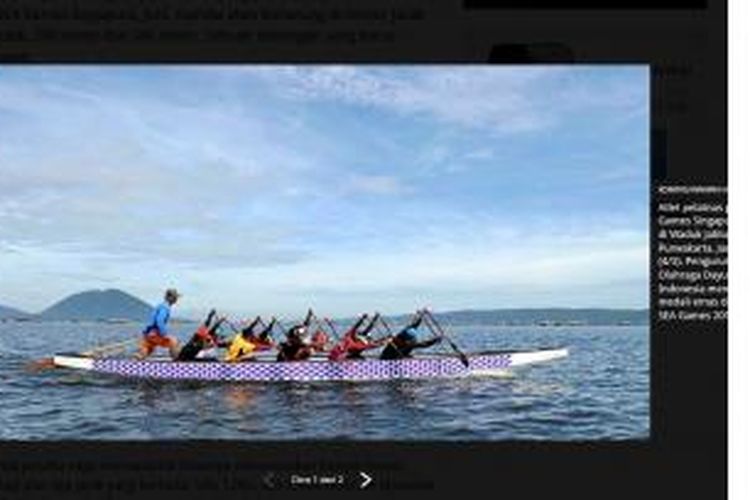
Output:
[38, 289, 153, 321]
[378, 308, 648, 327]
[0, 304, 30, 319]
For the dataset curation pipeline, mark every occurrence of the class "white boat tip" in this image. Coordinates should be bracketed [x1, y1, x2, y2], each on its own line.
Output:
[52, 354, 94, 371]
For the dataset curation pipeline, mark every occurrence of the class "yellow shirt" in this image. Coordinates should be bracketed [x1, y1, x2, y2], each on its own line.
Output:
[225, 334, 257, 362]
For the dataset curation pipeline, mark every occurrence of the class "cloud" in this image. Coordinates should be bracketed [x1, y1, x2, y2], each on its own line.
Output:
[164, 227, 648, 317]
[248, 66, 555, 134]
[0, 72, 328, 269]
[245, 66, 646, 137]
[463, 148, 495, 161]
[0, 66, 648, 314]
[345, 174, 408, 195]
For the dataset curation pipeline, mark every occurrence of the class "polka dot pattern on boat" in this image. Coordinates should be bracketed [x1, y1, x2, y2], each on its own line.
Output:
[91, 353, 515, 382]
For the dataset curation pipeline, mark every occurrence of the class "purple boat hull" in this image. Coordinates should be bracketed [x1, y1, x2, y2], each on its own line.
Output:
[52, 348, 568, 382]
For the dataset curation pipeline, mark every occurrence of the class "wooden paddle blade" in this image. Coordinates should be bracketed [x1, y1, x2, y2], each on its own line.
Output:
[81, 338, 138, 358]
[25, 357, 56, 372]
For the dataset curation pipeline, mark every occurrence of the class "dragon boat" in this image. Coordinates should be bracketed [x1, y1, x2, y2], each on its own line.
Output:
[51, 347, 569, 382]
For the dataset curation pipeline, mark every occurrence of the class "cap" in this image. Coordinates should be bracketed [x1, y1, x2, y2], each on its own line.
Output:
[165, 288, 181, 299]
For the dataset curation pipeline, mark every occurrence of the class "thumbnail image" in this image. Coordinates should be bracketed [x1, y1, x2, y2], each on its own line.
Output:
[0, 66, 649, 440]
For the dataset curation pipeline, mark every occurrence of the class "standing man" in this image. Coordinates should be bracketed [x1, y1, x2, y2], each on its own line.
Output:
[137, 288, 182, 360]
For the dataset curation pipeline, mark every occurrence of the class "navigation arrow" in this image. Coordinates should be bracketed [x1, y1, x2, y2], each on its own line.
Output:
[359, 471, 373, 489]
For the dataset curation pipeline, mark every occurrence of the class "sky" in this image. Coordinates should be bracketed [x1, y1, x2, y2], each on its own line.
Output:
[0, 66, 649, 319]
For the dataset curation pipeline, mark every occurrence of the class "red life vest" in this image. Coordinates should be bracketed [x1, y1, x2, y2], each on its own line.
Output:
[328, 331, 374, 361]
[194, 325, 216, 346]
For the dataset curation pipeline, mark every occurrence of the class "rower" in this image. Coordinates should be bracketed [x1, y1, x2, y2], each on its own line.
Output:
[298, 310, 331, 352]
[136, 288, 182, 360]
[225, 320, 262, 363]
[379, 312, 441, 360]
[276, 309, 316, 362]
[328, 313, 388, 361]
[277, 326, 312, 361]
[310, 329, 330, 352]
[176, 309, 229, 362]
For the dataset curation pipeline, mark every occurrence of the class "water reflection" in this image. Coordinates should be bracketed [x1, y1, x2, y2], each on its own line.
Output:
[133, 379, 171, 407]
[2, 322, 650, 440]
[339, 382, 367, 407]
[222, 384, 258, 412]
[509, 378, 572, 398]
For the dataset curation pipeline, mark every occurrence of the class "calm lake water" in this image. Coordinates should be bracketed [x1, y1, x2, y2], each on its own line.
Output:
[0, 321, 648, 441]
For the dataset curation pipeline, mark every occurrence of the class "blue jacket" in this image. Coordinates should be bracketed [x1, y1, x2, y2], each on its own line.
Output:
[142, 302, 171, 336]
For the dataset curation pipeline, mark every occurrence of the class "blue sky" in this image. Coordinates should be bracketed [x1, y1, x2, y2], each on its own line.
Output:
[0, 66, 648, 318]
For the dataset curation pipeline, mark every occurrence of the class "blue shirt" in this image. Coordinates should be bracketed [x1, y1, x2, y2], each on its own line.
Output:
[142, 302, 171, 336]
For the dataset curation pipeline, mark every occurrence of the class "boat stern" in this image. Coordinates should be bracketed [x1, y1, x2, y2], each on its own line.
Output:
[52, 354, 95, 371]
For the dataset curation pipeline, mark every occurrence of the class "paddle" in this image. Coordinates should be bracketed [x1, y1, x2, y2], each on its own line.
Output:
[257, 317, 276, 340]
[323, 317, 341, 341]
[378, 315, 394, 335]
[203, 309, 217, 328]
[26, 337, 139, 372]
[82, 338, 139, 357]
[227, 316, 270, 340]
[306, 313, 333, 351]
[226, 316, 272, 345]
[274, 318, 289, 336]
[421, 308, 470, 368]
[250, 318, 280, 354]
[225, 319, 241, 334]
[366, 313, 389, 342]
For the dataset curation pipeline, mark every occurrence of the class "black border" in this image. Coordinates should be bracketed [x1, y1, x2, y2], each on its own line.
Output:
[0, 0, 727, 498]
